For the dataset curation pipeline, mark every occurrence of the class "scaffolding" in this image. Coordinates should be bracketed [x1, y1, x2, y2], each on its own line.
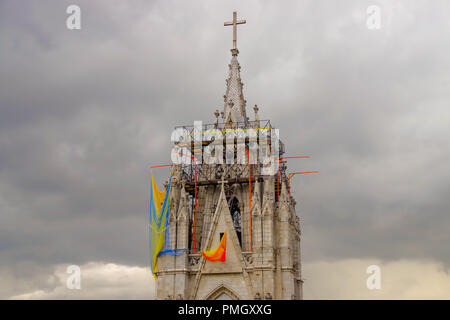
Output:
[173, 119, 286, 198]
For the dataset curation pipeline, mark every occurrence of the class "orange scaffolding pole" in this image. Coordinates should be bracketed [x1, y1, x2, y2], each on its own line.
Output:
[288, 171, 320, 189]
[150, 164, 172, 169]
[277, 156, 310, 198]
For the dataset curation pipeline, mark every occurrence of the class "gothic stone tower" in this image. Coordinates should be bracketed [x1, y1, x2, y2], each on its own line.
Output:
[155, 12, 303, 300]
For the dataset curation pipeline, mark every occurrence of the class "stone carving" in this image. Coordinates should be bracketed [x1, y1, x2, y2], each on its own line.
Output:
[189, 255, 201, 267]
[214, 109, 220, 127]
[253, 104, 259, 122]
[242, 252, 253, 264]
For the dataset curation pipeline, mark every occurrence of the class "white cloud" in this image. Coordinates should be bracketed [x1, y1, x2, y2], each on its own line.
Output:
[303, 259, 450, 299]
[7, 259, 450, 299]
[9, 262, 155, 300]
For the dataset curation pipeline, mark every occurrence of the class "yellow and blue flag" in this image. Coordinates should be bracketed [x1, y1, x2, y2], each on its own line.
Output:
[149, 173, 186, 278]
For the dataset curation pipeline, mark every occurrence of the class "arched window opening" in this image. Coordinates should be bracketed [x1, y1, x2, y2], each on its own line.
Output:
[216, 293, 233, 300]
[230, 197, 242, 246]
[204, 284, 240, 300]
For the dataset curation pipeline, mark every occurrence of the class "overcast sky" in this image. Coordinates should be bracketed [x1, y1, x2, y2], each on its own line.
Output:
[1, 0, 450, 299]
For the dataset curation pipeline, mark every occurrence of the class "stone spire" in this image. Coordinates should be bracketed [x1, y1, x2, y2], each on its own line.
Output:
[155, 12, 305, 300]
[223, 12, 248, 125]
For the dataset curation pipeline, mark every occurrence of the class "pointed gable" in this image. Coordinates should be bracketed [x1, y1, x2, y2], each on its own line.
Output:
[191, 184, 253, 299]
[201, 185, 243, 273]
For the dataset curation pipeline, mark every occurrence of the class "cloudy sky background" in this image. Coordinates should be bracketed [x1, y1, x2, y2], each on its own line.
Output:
[1, 0, 450, 299]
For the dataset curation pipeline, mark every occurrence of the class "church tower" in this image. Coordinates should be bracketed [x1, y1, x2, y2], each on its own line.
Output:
[154, 12, 303, 300]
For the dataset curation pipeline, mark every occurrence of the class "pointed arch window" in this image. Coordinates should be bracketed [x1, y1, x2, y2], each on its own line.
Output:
[230, 197, 242, 246]
[204, 284, 240, 300]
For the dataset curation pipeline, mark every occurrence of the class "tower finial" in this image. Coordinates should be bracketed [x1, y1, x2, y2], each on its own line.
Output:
[224, 11, 246, 55]
[222, 12, 248, 125]
[253, 104, 259, 122]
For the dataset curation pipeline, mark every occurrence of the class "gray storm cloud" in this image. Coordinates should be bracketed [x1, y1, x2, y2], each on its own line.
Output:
[1, 0, 449, 298]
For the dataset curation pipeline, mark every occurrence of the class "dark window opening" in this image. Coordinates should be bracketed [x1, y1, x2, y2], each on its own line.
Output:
[230, 197, 242, 246]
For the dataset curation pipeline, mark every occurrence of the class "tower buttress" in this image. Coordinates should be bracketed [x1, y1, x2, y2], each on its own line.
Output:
[278, 179, 295, 299]
[174, 185, 189, 299]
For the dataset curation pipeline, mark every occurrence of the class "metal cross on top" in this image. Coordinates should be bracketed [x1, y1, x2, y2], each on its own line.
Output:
[224, 11, 246, 50]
